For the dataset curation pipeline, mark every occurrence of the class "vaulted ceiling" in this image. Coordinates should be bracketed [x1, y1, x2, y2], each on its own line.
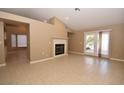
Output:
[0, 8, 124, 31]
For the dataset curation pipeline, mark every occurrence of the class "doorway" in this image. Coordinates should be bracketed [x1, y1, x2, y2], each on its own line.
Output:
[3, 19, 30, 65]
[84, 30, 111, 58]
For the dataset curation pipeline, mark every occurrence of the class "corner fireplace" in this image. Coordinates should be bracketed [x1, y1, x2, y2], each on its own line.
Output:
[53, 39, 67, 57]
[55, 44, 64, 55]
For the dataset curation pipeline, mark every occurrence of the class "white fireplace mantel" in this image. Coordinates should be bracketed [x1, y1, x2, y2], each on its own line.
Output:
[53, 39, 68, 57]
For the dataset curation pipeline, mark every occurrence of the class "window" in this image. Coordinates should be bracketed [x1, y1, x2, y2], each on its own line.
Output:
[17, 35, 27, 47]
[11, 34, 27, 48]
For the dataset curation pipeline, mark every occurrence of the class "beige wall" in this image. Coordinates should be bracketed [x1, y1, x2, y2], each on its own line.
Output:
[68, 24, 124, 60]
[0, 11, 67, 63]
[49, 17, 67, 39]
[0, 21, 5, 64]
[68, 31, 83, 53]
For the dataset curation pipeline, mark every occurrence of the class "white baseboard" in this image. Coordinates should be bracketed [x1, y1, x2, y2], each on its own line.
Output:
[69, 51, 84, 55]
[0, 63, 6, 67]
[30, 57, 54, 64]
[69, 52, 124, 62]
[30, 54, 68, 64]
[110, 58, 124, 62]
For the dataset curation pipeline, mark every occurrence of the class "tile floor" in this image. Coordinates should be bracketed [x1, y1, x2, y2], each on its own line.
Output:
[0, 49, 124, 84]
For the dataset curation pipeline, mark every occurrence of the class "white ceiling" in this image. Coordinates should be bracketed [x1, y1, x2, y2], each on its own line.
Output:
[0, 8, 124, 30]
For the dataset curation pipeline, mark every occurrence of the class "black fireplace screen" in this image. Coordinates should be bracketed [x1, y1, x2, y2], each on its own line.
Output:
[55, 44, 64, 55]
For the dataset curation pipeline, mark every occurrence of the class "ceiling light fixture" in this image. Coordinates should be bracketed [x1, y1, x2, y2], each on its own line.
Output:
[75, 8, 80, 11]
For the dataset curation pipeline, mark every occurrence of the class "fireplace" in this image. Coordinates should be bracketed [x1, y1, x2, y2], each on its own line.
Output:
[55, 44, 64, 55]
[53, 39, 67, 57]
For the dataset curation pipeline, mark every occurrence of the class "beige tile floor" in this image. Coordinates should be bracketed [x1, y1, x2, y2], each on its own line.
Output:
[0, 49, 124, 85]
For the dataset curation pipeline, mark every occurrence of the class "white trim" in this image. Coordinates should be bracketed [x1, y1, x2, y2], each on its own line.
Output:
[110, 58, 124, 62]
[53, 39, 67, 57]
[30, 54, 68, 64]
[0, 63, 6, 67]
[69, 51, 84, 55]
[30, 57, 54, 64]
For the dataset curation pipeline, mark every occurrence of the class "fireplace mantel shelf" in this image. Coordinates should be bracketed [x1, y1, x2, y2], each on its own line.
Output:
[52, 37, 68, 40]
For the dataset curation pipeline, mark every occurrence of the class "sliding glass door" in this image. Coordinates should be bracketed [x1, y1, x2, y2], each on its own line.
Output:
[84, 32, 99, 56]
[84, 30, 110, 58]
